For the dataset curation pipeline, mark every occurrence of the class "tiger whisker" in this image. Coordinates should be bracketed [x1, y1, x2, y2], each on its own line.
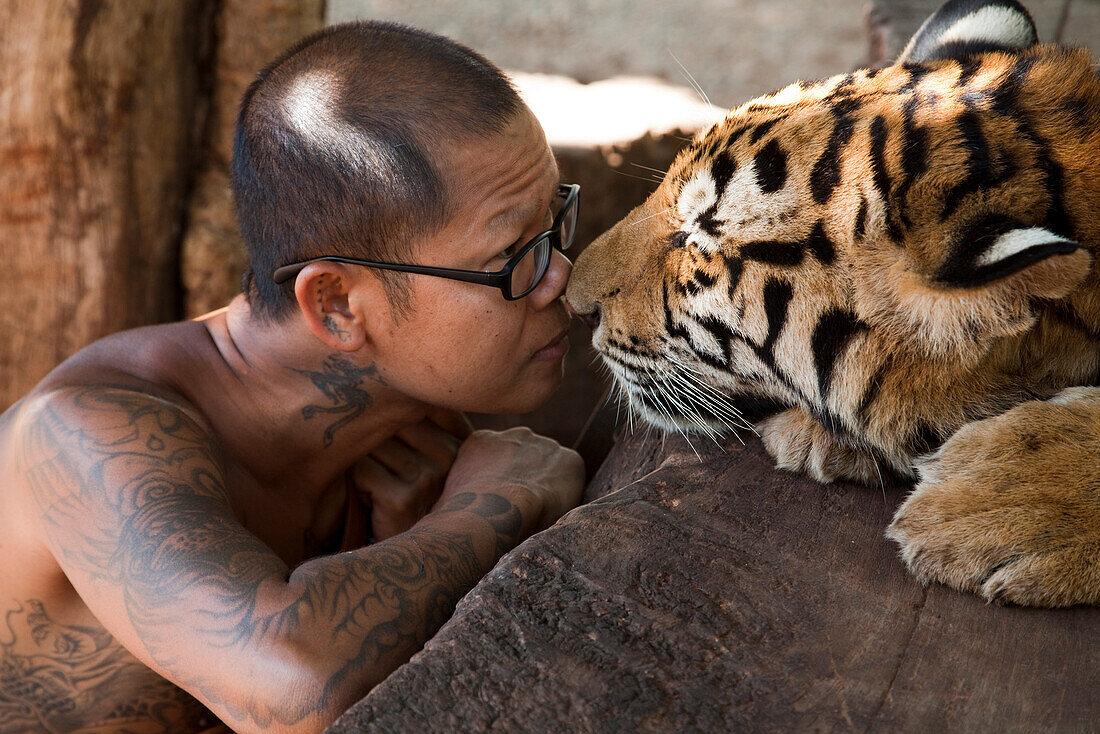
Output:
[620, 382, 635, 434]
[661, 370, 724, 423]
[667, 49, 711, 106]
[873, 454, 886, 503]
[629, 162, 671, 177]
[665, 362, 740, 413]
[600, 337, 759, 447]
[651, 371, 724, 448]
[660, 372, 736, 447]
[662, 355, 756, 435]
[628, 206, 674, 228]
[667, 356, 757, 431]
[641, 377, 703, 457]
[610, 347, 746, 439]
[610, 169, 668, 186]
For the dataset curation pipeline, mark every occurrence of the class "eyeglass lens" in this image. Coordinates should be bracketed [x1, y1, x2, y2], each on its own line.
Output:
[558, 195, 578, 250]
[516, 190, 579, 297]
[513, 189, 579, 297]
[511, 238, 552, 298]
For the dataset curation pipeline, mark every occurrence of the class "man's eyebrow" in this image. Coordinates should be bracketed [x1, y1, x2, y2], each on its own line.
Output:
[489, 203, 539, 234]
[488, 181, 560, 234]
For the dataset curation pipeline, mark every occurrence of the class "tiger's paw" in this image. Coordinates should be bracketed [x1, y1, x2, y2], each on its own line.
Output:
[887, 388, 1100, 607]
[758, 407, 885, 485]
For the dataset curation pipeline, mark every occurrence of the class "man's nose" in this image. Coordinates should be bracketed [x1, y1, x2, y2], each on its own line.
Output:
[527, 248, 572, 311]
[564, 299, 601, 330]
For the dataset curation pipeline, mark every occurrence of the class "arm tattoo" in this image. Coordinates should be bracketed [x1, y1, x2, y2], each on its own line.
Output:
[436, 492, 525, 557]
[18, 386, 517, 727]
[279, 531, 484, 704]
[0, 599, 211, 733]
[290, 355, 386, 447]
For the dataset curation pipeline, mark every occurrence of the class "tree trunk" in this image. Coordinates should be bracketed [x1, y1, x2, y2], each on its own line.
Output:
[0, 1, 210, 409]
[0, 1, 324, 411]
[181, 0, 325, 318]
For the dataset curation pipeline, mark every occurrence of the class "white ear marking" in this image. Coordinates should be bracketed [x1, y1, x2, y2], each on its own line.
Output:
[976, 227, 1075, 266]
[937, 6, 1036, 49]
[898, 0, 1037, 64]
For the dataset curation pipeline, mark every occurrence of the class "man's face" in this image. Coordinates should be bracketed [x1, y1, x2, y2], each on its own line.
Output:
[369, 108, 572, 414]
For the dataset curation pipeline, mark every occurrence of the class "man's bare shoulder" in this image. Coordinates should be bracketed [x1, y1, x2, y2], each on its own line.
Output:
[30, 320, 220, 409]
[3, 375, 229, 572]
[15, 380, 211, 440]
[3, 321, 227, 460]
[0, 334, 239, 734]
[2, 319, 222, 513]
[1, 320, 230, 582]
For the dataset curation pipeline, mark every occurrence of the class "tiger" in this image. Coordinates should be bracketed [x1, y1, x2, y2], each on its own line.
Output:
[565, 0, 1100, 607]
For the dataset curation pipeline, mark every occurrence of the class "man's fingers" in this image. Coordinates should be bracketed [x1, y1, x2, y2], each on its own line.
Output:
[356, 454, 426, 542]
[427, 408, 474, 440]
[370, 437, 428, 478]
[352, 456, 393, 504]
[394, 420, 462, 470]
[355, 455, 434, 518]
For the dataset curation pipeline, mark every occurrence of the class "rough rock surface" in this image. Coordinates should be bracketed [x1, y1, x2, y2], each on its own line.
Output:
[329, 428, 1100, 732]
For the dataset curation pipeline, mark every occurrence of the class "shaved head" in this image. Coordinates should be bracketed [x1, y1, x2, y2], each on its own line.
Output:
[232, 21, 523, 319]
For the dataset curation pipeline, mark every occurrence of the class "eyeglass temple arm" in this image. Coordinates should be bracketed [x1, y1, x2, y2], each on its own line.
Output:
[272, 256, 507, 287]
[272, 185, 577, 285]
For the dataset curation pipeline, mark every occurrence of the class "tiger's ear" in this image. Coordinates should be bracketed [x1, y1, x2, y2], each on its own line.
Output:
[897, 0, 1038, 64]
[856, 215, 1091, 360]
[932, 215, 1082, 288]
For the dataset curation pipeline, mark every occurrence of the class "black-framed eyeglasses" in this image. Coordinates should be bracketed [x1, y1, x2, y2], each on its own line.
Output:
[272, 183, 580, 300]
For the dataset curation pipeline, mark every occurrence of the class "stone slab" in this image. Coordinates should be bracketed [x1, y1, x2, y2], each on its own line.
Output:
[329, 428, 1100, 732]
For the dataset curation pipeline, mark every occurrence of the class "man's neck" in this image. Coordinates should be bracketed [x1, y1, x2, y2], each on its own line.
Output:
[193, 296, 428, 500]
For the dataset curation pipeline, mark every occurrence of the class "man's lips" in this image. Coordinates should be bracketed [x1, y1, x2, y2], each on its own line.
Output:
[533, 327, 570, 361]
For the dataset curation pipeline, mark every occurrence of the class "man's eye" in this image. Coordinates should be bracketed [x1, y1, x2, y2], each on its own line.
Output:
[498, 240, 522, 260]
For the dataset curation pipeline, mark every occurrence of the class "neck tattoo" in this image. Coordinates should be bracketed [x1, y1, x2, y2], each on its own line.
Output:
[291, 355, 386, 447]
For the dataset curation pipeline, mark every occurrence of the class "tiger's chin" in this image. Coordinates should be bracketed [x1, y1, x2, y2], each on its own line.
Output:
[629, 398, 727, 437]
[622, 383, 788, 440]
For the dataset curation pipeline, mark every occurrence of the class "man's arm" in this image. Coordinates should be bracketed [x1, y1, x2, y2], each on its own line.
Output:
[17, 386, 580, 733]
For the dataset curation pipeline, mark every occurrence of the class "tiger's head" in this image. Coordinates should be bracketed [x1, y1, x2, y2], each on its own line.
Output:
[566, 0, 1100, 477]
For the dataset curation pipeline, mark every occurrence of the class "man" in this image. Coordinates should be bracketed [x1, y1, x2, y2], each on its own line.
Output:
[0, 21, 584, 734]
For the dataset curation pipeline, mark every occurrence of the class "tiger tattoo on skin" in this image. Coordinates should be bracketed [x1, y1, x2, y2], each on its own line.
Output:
[566, 0, 1100, 607]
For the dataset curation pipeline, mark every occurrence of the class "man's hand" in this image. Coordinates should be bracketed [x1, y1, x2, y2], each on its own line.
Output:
[352, 409, 473, 541]
[437, 427, 585, 536]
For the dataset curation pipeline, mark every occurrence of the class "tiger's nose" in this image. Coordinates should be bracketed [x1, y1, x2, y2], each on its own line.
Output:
[565, 300, 601, 330]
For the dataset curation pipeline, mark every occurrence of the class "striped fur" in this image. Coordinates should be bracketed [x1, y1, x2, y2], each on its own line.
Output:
[571, 40, 1100, 475]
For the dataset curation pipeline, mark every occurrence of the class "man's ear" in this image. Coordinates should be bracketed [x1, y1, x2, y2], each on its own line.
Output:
[293, 263, 374, 352]
[855, 214, 1091, 361]
[897, 0, 1039, 65]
